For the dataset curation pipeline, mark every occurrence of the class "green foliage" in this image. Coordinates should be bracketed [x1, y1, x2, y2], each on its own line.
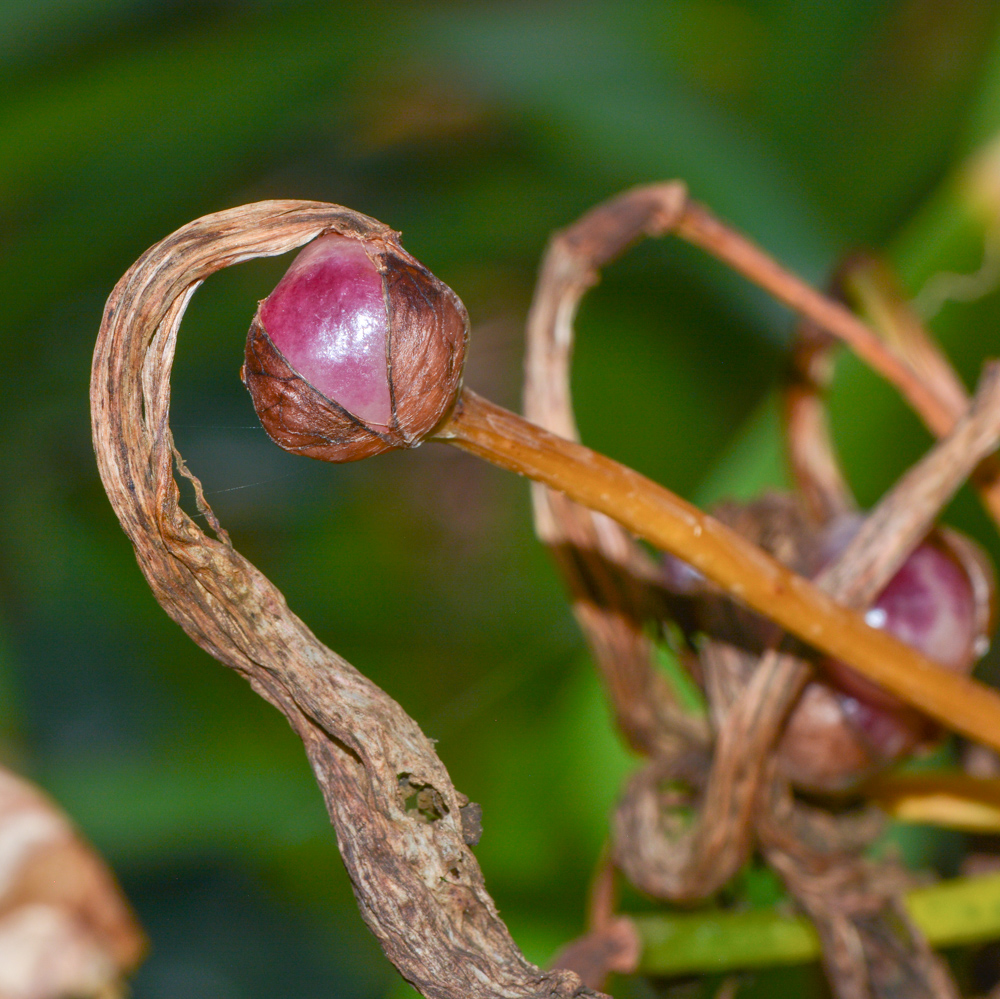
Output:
[4, 2, 1000, 996]
[636, 871, 1000, 977]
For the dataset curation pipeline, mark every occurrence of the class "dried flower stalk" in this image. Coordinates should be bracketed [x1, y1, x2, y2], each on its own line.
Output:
[91, 201, 602, 999]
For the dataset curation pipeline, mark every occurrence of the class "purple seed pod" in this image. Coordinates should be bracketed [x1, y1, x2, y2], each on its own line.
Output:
[819, 521, 995, 712]
[243, 222, 469, 462]
[779, 525, 996, 793]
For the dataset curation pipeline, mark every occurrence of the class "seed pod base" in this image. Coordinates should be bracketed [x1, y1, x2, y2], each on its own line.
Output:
[243, 318, 398, 463]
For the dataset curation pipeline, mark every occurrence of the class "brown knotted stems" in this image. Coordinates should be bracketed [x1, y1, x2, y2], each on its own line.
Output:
[601, 369, 1000, 900]
[526, 185, 976, 997]
[508, 182, 1000, 748]
[512, 185, 995, 997]
[513, 183, 996, 996]
[93, 196, 1000, 998]
[705, 261, 987, 999]
[91, 201, 600, 999]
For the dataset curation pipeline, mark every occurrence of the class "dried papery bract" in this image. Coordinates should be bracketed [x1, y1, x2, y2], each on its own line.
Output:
[0, 766, 145, 999]
[91, 201, 599, 999]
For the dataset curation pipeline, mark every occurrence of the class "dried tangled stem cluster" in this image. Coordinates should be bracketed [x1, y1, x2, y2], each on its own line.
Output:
[92, 189, 1000, 999]
[521, 183, 1000, 998]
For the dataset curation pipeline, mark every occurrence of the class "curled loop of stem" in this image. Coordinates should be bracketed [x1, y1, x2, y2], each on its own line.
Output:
[91, 201, 603, 999]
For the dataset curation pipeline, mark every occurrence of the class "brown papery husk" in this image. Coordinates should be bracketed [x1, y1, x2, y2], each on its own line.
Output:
[379, 245, 469, 443]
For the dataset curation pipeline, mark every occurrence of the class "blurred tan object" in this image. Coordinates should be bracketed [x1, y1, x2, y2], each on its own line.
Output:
[0, 768, 144, 999]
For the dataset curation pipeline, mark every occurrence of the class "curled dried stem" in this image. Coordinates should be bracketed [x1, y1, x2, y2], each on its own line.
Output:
[91, 191, 1000, 998]
[91, 201, 603, 999]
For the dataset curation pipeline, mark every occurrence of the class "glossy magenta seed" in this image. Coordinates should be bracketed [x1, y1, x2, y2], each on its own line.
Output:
[259, 234, 392, 427]
[869, 541, 976, 669]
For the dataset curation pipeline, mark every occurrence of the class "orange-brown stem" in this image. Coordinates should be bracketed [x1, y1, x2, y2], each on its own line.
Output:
[435, 387, 1000, 753]
[675, 203, 953, 435]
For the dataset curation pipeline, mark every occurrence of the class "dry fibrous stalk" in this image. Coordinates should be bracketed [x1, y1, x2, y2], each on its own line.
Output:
[521, 183, 1000, 997]
[0, 765, 144, 999]
[91, 201, 602, 999]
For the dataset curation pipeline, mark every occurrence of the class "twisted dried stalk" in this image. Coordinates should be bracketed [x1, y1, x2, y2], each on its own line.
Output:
[91, 201, 600, 999]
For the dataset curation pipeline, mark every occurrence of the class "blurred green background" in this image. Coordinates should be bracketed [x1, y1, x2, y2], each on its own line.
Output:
[4, 1, 1000, 996]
